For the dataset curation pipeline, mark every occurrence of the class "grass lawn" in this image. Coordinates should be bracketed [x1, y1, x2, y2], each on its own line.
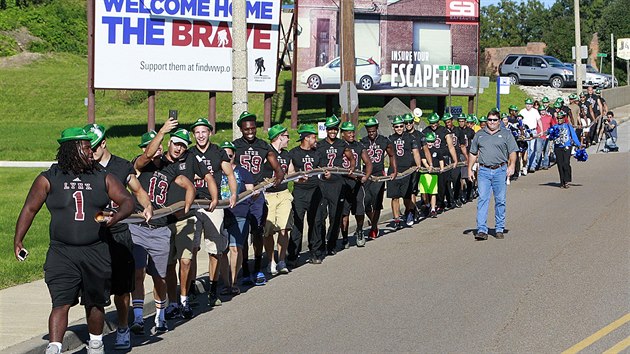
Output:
[0, 52, 530, 289]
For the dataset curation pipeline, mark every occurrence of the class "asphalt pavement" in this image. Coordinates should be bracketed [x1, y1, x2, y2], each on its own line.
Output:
[1, 110, 629, 353]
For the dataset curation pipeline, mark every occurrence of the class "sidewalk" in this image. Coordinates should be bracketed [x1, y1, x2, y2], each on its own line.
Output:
[2, 104, 628, 354]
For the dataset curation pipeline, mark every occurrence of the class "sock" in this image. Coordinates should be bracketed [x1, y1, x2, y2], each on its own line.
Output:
[89, 333, 103, 341]
[155, 299, 167, 323]
[180, 295, 188, 306]
[210, 280, 217, 294]
[341, 229, 348, 240]
[48, 342, 62, 351]
[242, 262, 250, 277]
[254, 256, 262, 273]
[132, 299, 144, 321]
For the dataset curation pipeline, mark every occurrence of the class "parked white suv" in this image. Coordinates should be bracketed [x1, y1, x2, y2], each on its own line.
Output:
[499, 54, 575, 88]
[300, 57, 381, 90]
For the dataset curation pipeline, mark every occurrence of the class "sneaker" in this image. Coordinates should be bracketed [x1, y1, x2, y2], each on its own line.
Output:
[87, 340, 104, 354]
[430, 210, 437, 218]
[455, 199, 463, 208]
[114, 327, 131, 350]
[267, 263, 278, 276]
[254, 272, 267, 286]
[154, 319, 168, 334]
[392, 218, 403, 230]
[355, 230, 366, 247]
[475, 232, 488, 241]
[342, 238, 349, 249]
[164, 303, 181, 320]
[405, 212, 414, 226]
[368, 228, 378, 240]
[276, 261, 289, 274]
[208, 292, 222, 307]
[130, 319, 145, 335]
[521, 168, 527, 176]
[45, 344, 61, 354]
[181, 302, 194, 319]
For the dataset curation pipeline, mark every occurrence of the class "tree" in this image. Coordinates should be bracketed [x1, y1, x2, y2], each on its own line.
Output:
[597, 0, 630, 84]
[0, 0, 6, 10]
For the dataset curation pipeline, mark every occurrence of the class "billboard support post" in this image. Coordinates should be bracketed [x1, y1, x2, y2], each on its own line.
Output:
[409, 98, 416, 111]
[326, 95, 333, 117]
[148, 91, 155, 131]
[232, 0, 248, 140]
[208, 92, 216, 129]
[291, 3, 299, 129]
[87, 0, 95, 124]
[264, 94, 273, 130]
[340, 0, 357, 125]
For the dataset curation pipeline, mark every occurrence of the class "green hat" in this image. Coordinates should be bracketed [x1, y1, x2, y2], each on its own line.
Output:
[340, 121, 355, 131]
[509, 105, 518, 111]
[466, 115, 475, 123]
[595, 88, 602, 94]
[490, 107, 500, 113]
[138, 130, 157, 148]
[424, 131, 436, 142]
[296, 124, 317, 141]
[557, 110, 567, 117]
[364, 117, 379, 127]
[479, 116, 488, 122]
[268, 124, 287, 141]
[402, 113, 414, 122]
[516, 113, 524, 118]
[501, 112, 509, 118]
[541, 96, 550, 103]
[556, 97, 564, 103]
[190, 117, 213, 131]
[568, 93, 578, 100]
[525, 98, 534, 105]
[220, 141, 236, 151]
[537, 105, 546, 111]
[57, 127, 91, 144]
[579, 91, 586, 97]
[553, 102, 562, 109]
[442, 113, 453, 121]
[457, 113, 467, 120]
[169, 128, 191, 147]
[392, 115, 404, 125]
[84, 124, 106, 149]
[324, 114, 341, 128]
[237, 111, 257, 126]
[427, 113, 440, 124]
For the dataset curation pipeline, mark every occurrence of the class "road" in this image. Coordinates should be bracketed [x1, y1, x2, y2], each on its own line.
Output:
[85, 147, 629, 353]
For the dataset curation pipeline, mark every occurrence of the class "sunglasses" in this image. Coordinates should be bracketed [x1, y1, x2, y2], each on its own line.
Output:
[487, 118, 500, 122]
[227, 154, 234, 158]
[405, 122, 413, 125]
[394, 125, 404, 128]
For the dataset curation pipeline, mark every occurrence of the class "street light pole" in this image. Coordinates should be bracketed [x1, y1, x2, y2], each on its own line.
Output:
[573, 0, 583, 90]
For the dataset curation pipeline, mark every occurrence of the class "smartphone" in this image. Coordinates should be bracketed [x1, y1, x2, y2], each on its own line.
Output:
[169, 109, 178, 120]
[17, 248, 28, 261]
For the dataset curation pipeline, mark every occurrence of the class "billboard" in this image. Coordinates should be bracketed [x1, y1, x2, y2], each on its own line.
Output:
[94, 0, 281, 92]
[295, 0, 479, 96]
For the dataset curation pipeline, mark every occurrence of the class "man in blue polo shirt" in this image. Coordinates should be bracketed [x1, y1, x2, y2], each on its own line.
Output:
[467, 110, 518, 241]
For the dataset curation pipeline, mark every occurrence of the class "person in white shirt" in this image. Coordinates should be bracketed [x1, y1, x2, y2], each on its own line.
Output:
[519, 98, 543, 173]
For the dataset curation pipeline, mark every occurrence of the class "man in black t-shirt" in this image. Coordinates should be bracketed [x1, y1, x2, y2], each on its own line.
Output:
[85, 124, 153, 350]
[189, 117, 237, 306]
[444, 114, 467, 207]
[233, 111, 284, 285]
[317, 115, 355, 256]
[403, 112, 431, 221]
[15, 127, 134, 354]
[340, 121, 372, 248]
[288, 124, 324, 264]
[361, 117, 397, 239]
[425, 113, 459, 212]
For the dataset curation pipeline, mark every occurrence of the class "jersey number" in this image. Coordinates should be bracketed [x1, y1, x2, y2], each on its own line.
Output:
[395, 142, 404, 156]
[148, 177, 169, 206]
[368, 147, 383, 163]
[327, 153, 336, 167]
[342, 151, 358, 169]
[72, 191, 85, 221]
[240, 155, 263, 174]
[303, 161, 313, 171]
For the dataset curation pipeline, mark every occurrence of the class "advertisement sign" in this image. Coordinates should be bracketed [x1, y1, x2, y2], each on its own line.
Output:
[94, 0, 281, 92]
[617, 38, 630, 60]
[295, 0, 479, 96]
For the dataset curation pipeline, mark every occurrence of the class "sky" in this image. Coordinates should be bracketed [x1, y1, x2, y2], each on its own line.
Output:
[481, 0, 557, 7]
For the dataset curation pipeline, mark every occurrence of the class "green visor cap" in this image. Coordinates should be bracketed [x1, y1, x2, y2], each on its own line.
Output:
[541, 96, 550, 103]
[58, 127, 91, 144]
[427, 113, 440, 123]
[364, 117, 379, 127]
[501, 112, 509, 118]
[537, 105, 547, 111]
[340, 121, 355, 131]
[402, 113, 414, 122]
[84, 124, 106, 148]
[237, 111, 257, 126]
[392, 115, 404, 125]
[424, 131, 436, 142]
[324, 114, 341, 128]
[568, 93, 578, 100]
[557, 111, 567, 117]
[268, 124, 287, 141]
[525, 98, 534, 105]
[169, 128, 192, 147]
[138, 130, 157, 148]
[457, 113, 467, 120]
[553, 102, 562, 108]
[220, 141, 236, 150]
[296, 124, 317, 141]
[466, 115, 476, 123]
[509, 105, 518, 111]
[478, 116, 488, 122]
[190, 117, 213, 131]
[442, 113, 453, 121]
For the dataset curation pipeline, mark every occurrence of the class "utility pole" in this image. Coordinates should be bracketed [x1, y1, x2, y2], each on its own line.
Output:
[232, 0, 248, 140]
[340, 0, 357, 125]
[573, 0, 583, 91]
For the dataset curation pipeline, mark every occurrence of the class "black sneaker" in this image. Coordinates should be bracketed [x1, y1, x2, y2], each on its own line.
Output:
[207, 293, 222, 308]
[355, 230, 366, 247]
[181, 303, 194, 319]
[164, 304, 181, 320]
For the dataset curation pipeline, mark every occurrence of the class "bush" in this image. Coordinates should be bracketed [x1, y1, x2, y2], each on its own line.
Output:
[0, 33, 18, 56]
[27, 39, 51, 52]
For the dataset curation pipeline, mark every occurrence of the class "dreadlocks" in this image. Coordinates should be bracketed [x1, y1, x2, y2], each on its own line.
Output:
[56, 140, 97, 175]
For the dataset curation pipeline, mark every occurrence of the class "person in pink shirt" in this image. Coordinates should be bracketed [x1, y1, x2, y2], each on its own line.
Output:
[537, 105, 557, 170]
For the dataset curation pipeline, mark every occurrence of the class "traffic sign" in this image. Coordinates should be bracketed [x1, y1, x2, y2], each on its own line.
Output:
[438, 65, 461, 71]
[597, 53, 607, 58]
[339, 81, 359, 114]
[446, 106, 463, 115]
[617, 38, 630, 60]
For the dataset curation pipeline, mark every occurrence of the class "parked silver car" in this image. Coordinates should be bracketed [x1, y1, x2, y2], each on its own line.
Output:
[300, 57, 381, 90]
[499, 54, 575, 88]
[563, 63, 617, 88]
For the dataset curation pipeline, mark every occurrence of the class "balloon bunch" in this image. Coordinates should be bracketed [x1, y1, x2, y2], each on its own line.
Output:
[574, 148, 588, 162]
[547, 125, 560, 140]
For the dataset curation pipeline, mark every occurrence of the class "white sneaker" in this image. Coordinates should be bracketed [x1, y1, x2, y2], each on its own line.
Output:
[45, 344, 61, 354]
[276, 261, 289, 274]
[114, 327, 131, 350]
[87, 340, 104, 354]
[268, 262, 278, 276]
[521, 168, 527, 176]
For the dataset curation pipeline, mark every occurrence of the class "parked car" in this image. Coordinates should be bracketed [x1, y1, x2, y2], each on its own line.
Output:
[300, 57, 381, 90]
[563, 63, 617, 88]
[499, 54, 574, 88]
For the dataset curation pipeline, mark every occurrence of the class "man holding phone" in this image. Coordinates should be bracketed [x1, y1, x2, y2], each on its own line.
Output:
[14, 127, 134, 354]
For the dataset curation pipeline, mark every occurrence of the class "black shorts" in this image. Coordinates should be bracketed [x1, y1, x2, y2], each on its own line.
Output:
[108, 228, 135, 296]
[363, 180, 385, 212]
[342, 179, 366, 216]
[411, 171, 421, 195]
[44, 241, 111, 308]
[387, 174, 414, 199]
